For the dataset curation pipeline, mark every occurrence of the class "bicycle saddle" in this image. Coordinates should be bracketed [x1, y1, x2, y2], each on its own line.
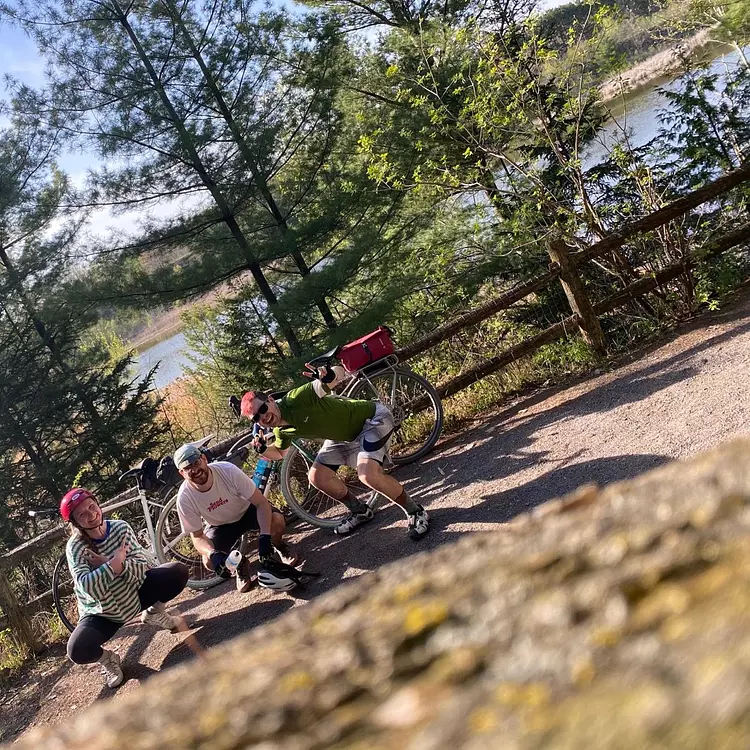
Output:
[306, 347, 340, 367]
[189, 434, 214, 449]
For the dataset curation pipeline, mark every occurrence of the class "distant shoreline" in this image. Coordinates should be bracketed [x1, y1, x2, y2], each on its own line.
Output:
[600, 29, 730, 104]
[130, 321, 184, 354]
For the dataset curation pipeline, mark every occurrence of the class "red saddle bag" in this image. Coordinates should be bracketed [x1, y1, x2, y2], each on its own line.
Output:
[337, 327, 395, 372]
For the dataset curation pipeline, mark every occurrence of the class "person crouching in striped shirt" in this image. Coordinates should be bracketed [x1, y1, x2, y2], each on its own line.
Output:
[60, 488, 189, 688]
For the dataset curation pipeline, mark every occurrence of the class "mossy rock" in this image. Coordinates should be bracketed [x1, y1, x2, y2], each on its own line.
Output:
[12, 439, 750, 749]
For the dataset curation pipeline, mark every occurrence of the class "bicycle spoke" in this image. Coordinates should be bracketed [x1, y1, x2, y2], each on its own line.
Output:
[280, 442, 352, 528]
[156, 495, 216, 585]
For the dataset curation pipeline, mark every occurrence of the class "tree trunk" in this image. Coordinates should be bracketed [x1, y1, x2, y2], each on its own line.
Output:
[0, 569, 40, 653]
[547, 238, 606, 356]
[0, 247, 130, 471]
[0, 400, 62, 500]
[113, 2, 302, 356]
[165, 1, 337, 329]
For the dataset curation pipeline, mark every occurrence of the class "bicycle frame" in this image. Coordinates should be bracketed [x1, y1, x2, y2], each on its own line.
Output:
[127, 485, 174, 554]
[340, 354, 402, 404]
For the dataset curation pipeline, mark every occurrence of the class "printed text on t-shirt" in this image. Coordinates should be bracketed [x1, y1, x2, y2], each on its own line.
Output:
[207, 497, 229, 513]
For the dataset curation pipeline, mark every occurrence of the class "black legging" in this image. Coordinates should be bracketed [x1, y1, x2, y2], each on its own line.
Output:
[67, 562, 189, 664]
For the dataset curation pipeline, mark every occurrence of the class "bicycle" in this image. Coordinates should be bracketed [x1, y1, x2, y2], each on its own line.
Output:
[229, 332, 443, 530]
[46, 434, 248, 632]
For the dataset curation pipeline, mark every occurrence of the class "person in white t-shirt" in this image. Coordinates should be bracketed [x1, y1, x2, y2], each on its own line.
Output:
[174, 444, 299, 593]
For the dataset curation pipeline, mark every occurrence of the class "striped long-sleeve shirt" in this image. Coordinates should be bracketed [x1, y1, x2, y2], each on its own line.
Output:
[66, 520, 157, 623]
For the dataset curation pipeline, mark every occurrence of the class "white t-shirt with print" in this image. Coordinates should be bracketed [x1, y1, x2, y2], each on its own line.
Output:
[176, 461, 258, 533]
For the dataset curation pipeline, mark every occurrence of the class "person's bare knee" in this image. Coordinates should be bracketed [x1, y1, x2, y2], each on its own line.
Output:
[309, 463, 346, 498]
[309, 463, 334, 489]
[358, 458, 404, 500]
[357, 460, 384, 488]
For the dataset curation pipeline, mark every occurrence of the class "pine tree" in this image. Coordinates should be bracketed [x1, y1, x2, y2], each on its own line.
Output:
[3, 0, 367, 354]
[0, 112, 164, 549]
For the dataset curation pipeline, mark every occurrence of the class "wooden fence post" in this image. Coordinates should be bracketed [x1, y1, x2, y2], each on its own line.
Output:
[548, 238, 607, 356]
[0, 569, 40, 654]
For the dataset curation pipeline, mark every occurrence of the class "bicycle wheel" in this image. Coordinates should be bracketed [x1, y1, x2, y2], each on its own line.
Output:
[349, 366, 443, 465]
[279, 442, 370, 529]
[52, 552, 78, 633]
[155, 489, 248, 590]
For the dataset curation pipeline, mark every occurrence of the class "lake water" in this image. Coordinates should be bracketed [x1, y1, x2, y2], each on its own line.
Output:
[137, 47, 747, 389]
[136, 332, 195, 390]
[586, 47, 747, 166]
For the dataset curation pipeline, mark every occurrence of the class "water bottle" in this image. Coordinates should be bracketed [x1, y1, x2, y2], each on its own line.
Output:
[252, 457, 273, 494]
[225, 549, 242, 576]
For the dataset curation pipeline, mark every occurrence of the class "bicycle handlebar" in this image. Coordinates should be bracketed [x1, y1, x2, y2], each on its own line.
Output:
[28, 508, 58, 518]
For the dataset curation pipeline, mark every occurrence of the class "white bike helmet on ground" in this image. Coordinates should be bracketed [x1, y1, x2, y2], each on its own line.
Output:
[258, 560, 298, 591]
[257, 558, 319, 592]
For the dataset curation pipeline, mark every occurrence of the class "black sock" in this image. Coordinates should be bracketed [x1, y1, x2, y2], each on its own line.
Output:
[339, 490, 369, 514]
[396, 490, 420, 514]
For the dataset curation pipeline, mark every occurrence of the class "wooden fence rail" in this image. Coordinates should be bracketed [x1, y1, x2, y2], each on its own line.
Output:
[433, 221, 750, 398]
[396, 164, 750, 365]
[3, 167, 750, 651]
[571, 163, 750, 266]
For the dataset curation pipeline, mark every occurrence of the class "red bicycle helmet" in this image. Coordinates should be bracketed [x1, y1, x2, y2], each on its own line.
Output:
[60, 488, 95, 522]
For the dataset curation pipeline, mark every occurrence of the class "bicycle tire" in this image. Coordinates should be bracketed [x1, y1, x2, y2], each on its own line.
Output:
[279, 443, 369, 529]
[52, 552, 78, 633]
[155, 489, 248, 590]
[349, 366, 443, 465]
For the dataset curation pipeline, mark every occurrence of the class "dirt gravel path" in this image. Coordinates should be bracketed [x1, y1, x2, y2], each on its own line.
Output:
[3, 289, 750, 744]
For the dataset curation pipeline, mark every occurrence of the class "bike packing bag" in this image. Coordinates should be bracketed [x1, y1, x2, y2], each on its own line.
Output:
[156, 455, 182, 488]
[138, 457, 161, 490]
[337, 326, 395, 373]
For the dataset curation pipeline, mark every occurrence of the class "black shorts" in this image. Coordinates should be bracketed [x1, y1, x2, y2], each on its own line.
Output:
[204, 505, 282, 553]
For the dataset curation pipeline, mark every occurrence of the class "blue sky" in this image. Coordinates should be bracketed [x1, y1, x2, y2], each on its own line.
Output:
[0, 23, 97, 190]
[0, 24, 43, 85]
[0, 21, 167, 239]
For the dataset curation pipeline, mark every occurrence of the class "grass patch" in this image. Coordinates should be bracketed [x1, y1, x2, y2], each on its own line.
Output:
[0, 628, 31, 676]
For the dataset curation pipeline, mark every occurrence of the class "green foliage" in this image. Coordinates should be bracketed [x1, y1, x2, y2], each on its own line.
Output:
[0, 112, 165, 551]
[694, 249, 749, 308]
[540, 0, 702, 75]
[81, 319, 130, 366]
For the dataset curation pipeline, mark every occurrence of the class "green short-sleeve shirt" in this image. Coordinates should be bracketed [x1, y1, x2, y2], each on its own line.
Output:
[273, 383, 376, 450]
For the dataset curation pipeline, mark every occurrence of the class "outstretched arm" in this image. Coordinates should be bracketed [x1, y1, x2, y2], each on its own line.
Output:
[303, 364, 349, 397]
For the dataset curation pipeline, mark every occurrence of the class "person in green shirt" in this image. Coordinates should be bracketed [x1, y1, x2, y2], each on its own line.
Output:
[238, 365, 429, 539]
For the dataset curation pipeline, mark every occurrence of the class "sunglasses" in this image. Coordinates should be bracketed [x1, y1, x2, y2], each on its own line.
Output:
[251, 401, 269, 423]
